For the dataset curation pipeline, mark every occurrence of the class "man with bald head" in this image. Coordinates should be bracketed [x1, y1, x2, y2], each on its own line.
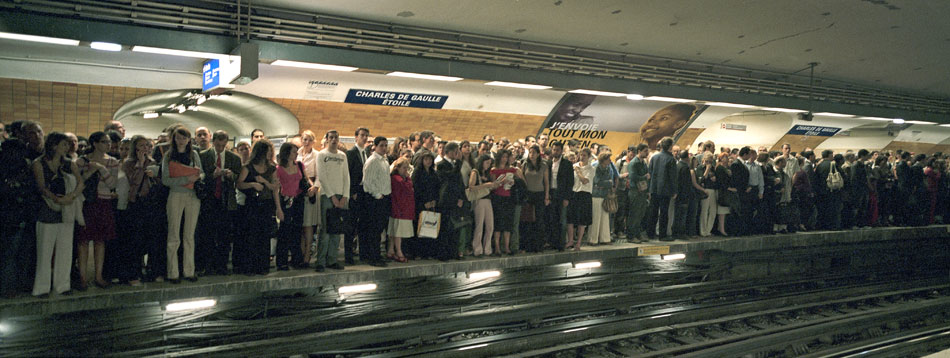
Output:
[104, 120, 125, 139]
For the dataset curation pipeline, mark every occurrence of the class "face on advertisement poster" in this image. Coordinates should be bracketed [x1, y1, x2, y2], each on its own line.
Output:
[542, 93, 698, 152]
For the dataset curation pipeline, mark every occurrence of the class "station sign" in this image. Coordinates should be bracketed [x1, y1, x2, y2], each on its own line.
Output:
[344, 89, 448, 109]
[202, 59, 220, 92]
[786, 125, 841, 137]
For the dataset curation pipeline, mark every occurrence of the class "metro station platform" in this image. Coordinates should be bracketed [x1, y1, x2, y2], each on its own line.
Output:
[2, 225, 948, 318]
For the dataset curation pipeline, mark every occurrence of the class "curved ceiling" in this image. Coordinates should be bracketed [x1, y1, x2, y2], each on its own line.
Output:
[113, 90, 300, 139]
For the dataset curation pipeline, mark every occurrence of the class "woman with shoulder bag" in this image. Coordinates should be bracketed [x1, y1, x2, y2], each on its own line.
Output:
[236, 140, 281, 275]
[388, 158, 415, 262]
[490, 150, 522, 256]
[32, 132, 84, 297]
[589, 152, 617, 245]
[276, 142, 306, 270]
[116, 135, 160, 286]
[521, 145, 550, 252]
[567, 148, 595, 251]
[77, 131, 120, 289]
[297, 130, 321, 267]
[714, 152, 732, 236]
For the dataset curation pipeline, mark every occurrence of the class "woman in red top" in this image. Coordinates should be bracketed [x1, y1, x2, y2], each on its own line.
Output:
[490, 149, 524, 256]
[388, 157, 414, 263]
[923, 158, 941, 225]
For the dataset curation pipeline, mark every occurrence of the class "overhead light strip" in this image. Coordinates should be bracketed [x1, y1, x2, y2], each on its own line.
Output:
[0, 32, 80, 46]
[644, 96, 694, 103]
[705, 102, 757, 109]
[386, 71, 463, 81]
[905, 120, 936, 125]
[856, 116, 893, 121]
[90, 41, 122, 52]
[761, 107, 807, 113]
[131, 45, 232, 60]
[813, 112, 855, 118]
[271, 60, 357, 72]
[484, 81, 551, 90]
[569, 89, 627, 97]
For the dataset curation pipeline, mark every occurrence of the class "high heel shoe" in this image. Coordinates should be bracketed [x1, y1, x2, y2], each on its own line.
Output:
[94, 280, 110, 289]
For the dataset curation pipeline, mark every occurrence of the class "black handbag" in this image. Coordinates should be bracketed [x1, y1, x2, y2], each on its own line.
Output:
[718, 189, 739, 210]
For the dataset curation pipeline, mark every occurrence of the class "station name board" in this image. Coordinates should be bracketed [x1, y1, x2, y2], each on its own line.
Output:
[786, 125, 841, 137]
[344, 89, 448, 109]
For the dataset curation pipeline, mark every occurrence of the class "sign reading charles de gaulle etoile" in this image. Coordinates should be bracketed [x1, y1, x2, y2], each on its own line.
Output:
[344, 89, 448, 109]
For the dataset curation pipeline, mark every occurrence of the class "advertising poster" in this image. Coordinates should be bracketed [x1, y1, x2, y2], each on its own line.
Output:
[538, 93, 703, 152]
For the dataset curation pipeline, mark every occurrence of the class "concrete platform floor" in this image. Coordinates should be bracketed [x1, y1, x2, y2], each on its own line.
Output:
[2, 225, 948, 317]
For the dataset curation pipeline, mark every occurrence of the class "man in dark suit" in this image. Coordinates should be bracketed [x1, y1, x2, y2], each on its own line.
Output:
[546, 141, 574, 250]
[344, 127, 371, 264]
[813, 150, 840, 230]
[197, 130, 243, 275]
[647, 137, 678, 241]
[436, 142, 466, 261]
[729, 147, 752, 236]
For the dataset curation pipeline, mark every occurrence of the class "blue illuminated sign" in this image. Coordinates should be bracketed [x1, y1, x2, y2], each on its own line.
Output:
[202, 59, 220, 92]
[787, 125, 841, 137]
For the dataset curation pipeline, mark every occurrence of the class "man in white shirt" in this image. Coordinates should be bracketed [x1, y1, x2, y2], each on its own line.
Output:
[361, 136, 391, 267]
[315, 130, 350, 272]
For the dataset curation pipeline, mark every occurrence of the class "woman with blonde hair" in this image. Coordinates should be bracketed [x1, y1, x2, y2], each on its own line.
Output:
[297, 129, 321, 265]
[589, 152, 616, 245]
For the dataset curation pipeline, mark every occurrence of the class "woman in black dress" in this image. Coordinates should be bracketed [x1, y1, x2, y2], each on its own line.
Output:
[236, 140, 281, 275]
[409, 152, 439, 259]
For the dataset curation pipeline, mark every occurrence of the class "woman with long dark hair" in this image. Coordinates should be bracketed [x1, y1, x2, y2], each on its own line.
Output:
[236, 140, 280, 275]
[276, 142, 304, 270]
[160, 127, 203, 283]
[409, 151, 439, 259]
[32, 132, 84, 297]
[76, 131, 120, 289]
[490, 149, 523, 255]
[116, 135, 162, 286]
[388, 157, 414, 262]
[469, 154, 499, 256]
[521, 145, 550, 252]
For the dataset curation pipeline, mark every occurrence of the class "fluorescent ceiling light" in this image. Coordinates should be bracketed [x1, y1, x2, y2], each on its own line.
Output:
[90, 42, 122, 52]
[906, 120, 936, 125]
[271, 60, 357, 72]
[857, 116, 893, 121]
[0, 32, 80, 46]
[338, 283, 377, 294]
[568, 89, 627, 97]
[131, 45, 231, 60]
[893, 118, 905, 124]
[645, 96, 694, 103]
[143, 112, 159, 119]
[166, 299, 216, 311]
[813, 112, 855, 118]
[458, 344, 489, 351]
[661, 253, 686, 261]
[626, 94, 644, 101]
[706, 102, 756, 109]
[761, 107, 807, 113]
[386, 71, 462, 81]
[468, 270, 501, 280]
[573, 261, 602, 269]
[939, 124, 950, 127]
[484, 81, 552, 90]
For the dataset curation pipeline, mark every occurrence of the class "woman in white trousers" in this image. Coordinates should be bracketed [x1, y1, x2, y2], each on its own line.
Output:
[161, 127, 204, 283]
[32, 132, 84, 296]
[469, 155, 499, 256]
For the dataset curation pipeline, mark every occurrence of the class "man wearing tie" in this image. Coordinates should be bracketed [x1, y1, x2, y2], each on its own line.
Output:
[198, 130, 243, 275]
[345, 127, 371, 264]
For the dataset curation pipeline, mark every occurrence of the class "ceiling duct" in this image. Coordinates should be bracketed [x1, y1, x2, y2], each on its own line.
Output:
[2, 0, 948, 116]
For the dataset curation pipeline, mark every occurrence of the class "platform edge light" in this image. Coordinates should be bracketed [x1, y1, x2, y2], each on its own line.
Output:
[661, 253, 686, 261]
[573, 261, 602, 269]
[644, 96, 694, 103]
[270, 60, 358, 72]
[338, 283, 377, 294]
[467, 270, 501, 280]
[0, 31, 80, 46]
[165, 299, 216, 311]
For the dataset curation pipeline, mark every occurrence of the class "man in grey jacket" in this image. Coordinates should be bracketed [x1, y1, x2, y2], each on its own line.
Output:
[646, 137, 677, 241]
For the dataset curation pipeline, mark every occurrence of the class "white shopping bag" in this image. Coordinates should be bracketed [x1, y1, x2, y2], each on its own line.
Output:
[416, 210, 441, 239]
